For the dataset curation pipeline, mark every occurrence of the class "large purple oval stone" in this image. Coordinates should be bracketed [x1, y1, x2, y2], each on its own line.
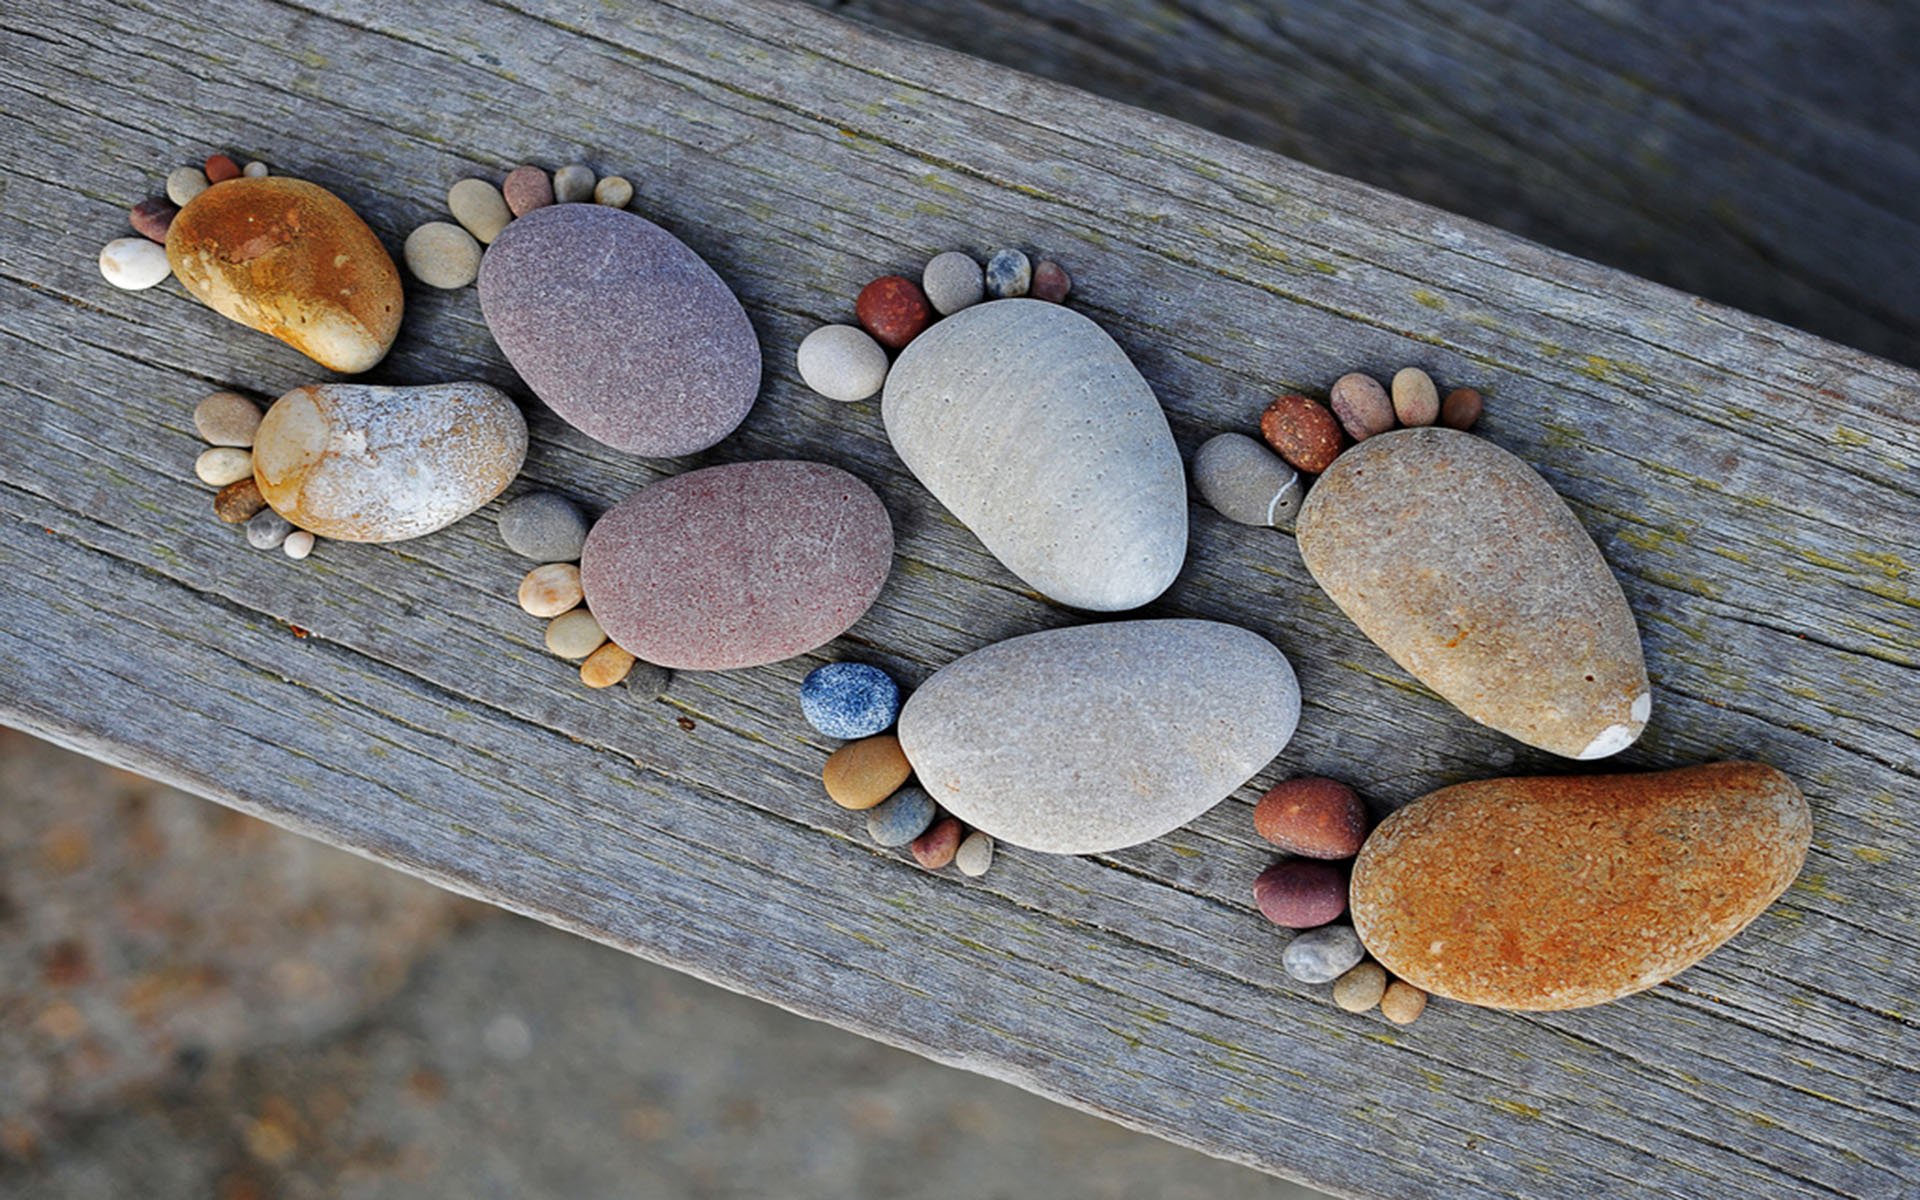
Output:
[478, 205, 761, 456]
[580, 461, 894, 670]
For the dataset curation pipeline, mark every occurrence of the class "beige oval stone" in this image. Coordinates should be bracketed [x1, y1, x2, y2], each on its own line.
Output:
[165, 177, 402, 373]
[546, 609, 607, 659]
[580, 642, 637, 689]
[518, 563, 583, 618]
[822, 735, 912, 811]
[253, 382, 526, 543]
[1350, 763, 1812, 1011]
[1297, 427, 1649, 759]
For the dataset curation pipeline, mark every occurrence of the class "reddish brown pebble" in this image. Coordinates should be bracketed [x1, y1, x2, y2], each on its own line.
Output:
[1029, 260, 1072, 303]
[129, 197, 178, 244]
[855, 275, 934, 351]
[1259, 395, 1344, 474]
[1327, 373, 1394, 441]
[214, 477, 266, 523]
[204, 154, 241, 183]
[1380, 981, 1428, 1025]
[910, 817, 964, 870]
[1252, 859, 1348, 929]
[1254, 777, 1369, 859]
[502, 165, 554, 217]
[1441, 387, 1483, 430]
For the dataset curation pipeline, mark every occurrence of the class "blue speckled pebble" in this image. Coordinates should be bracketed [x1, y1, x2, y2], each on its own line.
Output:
[800, 662, 901, 738]
[1282, 924, 1365, 984]
[866, 786, 937, 847]
[984, 248, 1031, 298]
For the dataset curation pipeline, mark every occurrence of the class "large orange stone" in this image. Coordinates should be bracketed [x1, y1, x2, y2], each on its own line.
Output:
[1350, 763, 1810, 1011]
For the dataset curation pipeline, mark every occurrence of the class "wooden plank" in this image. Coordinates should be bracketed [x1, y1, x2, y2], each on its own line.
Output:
[1, 0, 1915, 1196]
[815, 0, 1920, 368]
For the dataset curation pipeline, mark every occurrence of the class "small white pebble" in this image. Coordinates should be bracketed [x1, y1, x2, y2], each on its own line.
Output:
[593, 175, 633, 208]
[545, 608, 607, 659]
[518, 562, 583, 618]
[194, 446, 254, 487]
[242, 160, 269, 178]
[166, 166, 209, 207]
[796, 324, 888, 403]
[283, 530, 316, 559]
[955, 831, 994, 877]
[99, 238, 171, 290]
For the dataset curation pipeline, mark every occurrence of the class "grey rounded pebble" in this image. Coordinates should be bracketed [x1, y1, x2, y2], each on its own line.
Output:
[984, 248, 1031, 298]
[245, 508, 293, 550]
[242, 160, 270, 178]
[404, 221, 483, 289]
[1329, 373, 1395, 441]
[1392, 367, 1440, 427]
[797, 324, 889, 402]
[498, 491, 589, 561]
[553, 163, 596, 203]
[283, 530, 316, 559]
[166, 166, 209, 207]
[194, 391, 263, 447]
[447, 178, 513, 244]
[1192, 432, 1301, 527]
[1283, 924, 1366, 984]
[921, 251, 984, 316]
[594, 175, 634, 208]
[954, 830, 994, 877]
[866, 786, 937, 848]
[626, 659, 671, 701]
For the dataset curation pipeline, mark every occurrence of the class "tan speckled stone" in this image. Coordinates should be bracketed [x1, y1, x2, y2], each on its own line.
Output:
[1379, 981, 1428, 1025]
[1297, 427, 1649, 759]
[1350, 763, 1812, 1011]
[822, 734, 911, 811]
[580, 642, 637, 689]
[517, 563, 583, 618]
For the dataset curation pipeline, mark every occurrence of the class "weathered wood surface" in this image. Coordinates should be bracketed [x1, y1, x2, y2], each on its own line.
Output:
[2, 1, 1916, 1196]
[820, 0, 1920, 369]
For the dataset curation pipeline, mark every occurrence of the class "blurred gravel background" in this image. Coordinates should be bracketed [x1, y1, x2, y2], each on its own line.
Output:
[0, 730, 1319, 1198]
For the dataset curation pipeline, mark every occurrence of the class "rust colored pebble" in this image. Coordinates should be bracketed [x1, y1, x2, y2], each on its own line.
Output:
[911, 817, 964, 870]
[580, 641, 637, 689]
[1441, 387, 1483, 430]
[1252, 859, 1348, 929]
[1380, 980, 1428, 1025]
[214, 477, 266, 523]
[855, 275, 934, 351]
[822, 734, 912, 811]
[1259, 394, 1344, 474]
[129, 197, 178, 243]
[1029, 260, 1072, 303]
[1254, 777, 1369, 859]
[502, 165, 554, 216]
[204, 154, 241, 183]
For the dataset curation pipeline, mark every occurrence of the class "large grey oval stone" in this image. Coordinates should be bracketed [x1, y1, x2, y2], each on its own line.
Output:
[882, 299, 1186, 611]
[478, 205, 760, 457]
[898, 620, 1300, 854]
[1297, 427, 1649, 759]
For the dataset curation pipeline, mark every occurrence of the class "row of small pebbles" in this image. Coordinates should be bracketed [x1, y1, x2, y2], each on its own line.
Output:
[410, 163, 636, 290]
[104, 153, 267, 291]
[192, 390, 320, 560]
[795, 248, 1074, 404]
[804, 662, 995, 877]
[1259, 367, 1484, 477]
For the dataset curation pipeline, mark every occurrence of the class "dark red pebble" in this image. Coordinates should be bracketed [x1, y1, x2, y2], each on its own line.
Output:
[129, 197, 179, 244]
[1441, 387, 1484, 431]
[1253, 859, 1349, 929]
[1029, 260, 1071, 303]
[1253, 777, 1370, 859]
[911, 817, 964, 870]
[855, 275, 934, 351]
[204, 154, 242, 183]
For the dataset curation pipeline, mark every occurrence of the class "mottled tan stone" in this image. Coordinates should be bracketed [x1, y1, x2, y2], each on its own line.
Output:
[1297, 427, 1649, 759]
[822, 735, 911, 811]
[1350, 763, 1812, 1011]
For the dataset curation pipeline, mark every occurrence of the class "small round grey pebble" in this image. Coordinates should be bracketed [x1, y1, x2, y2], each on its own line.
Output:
[194, 391, 263, 447]
[954, 830, 994, 877]
[498, 492, 589, 562]
[866, 786, 937, 848]
[403, 221, 483, 289]
[796, 324, 888, 402]
[242, 160, 270, 178]
[593, 175, 634, 208]
[447, 178, 513, 244]
[553, 163, 596, 203]
[1282, 924, 1366, 985]
[626, 659, 671, 701]
[984, 248, 1032, 298]
[283, 530, 316, 559]
[922, 251, 985, 316]
[1192, 432, 1302, 527]
[166, 166, 209, 207]
[246, 508, 293, 550]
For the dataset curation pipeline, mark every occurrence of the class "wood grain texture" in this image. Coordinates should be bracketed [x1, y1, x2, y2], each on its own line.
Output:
[817, 0, 1920, 368]
[1, 1, 1916, 1196]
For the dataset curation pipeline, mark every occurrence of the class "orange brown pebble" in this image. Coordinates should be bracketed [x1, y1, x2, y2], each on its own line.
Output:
[823, 735, 912, 811]
[213, 477, 266, 524]
[1259, 395, 1344, 473]
[1254, 777, 1369, 859]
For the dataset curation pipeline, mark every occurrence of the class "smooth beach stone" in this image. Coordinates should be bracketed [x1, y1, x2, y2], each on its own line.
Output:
[552, 163, 596, 203]
[822, 734, 911, 811]
[204, 154, 241, 183]
[1332, 962, 1388, 1013]
[984, 248, 1031, 298]
[1441, 387, 1483, 431]
[99, 238, 171, 290]
[194, 391, 263, 447]
[502, 165, 553, 216]
[130, 197, 178, 244]
[403, 222, 482, 289]
[245, 508, 292, 550]
[252, 382, 526, 543]
[1391, 367, 1440, 427]
[801, 663, 901, 739]
[897, 619, 1299, 855]
[1283, 925, 1365, 985]
[921, 251, 983, 315]
[856, 275, 933, 350]
[545, 608, 608, 659]
[1259, 394, 1343, 474]
[883, 299, 1187, 611]
[1192, 432, 1301, 528]
[911, 817, 964, 870]
[282, 530, 316, 560]
[954, 831, 994, 877]
[165, 177, 403, 373]
[1380, 982, 1428, 1025]
[478, 204, 761, 456]
[1252, 860, 1348, 929]
[243, 161, 270, 178]
[1029, 260, 1071, 303]
[796, 325, 888, 403]
[626, 659, 671, 700]
[1351, 763, 1812, 1012]
[194, 446, 253, 487]
[214, 478, 266, 524]
[866, 786, 937, 848]
[580, 642, 637, 689]
[448, 178, 512, 244]
[1297, 427, 1650, 759]
[166, 166, 209, 207]
[1253, 777, 1368, 859]
[1328, 373, 1394, 441]
[498, 492, 588, 562]
[593, 176, 634, 208]
[518, 563, 583, 618]
[580, 461, 893, 671]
